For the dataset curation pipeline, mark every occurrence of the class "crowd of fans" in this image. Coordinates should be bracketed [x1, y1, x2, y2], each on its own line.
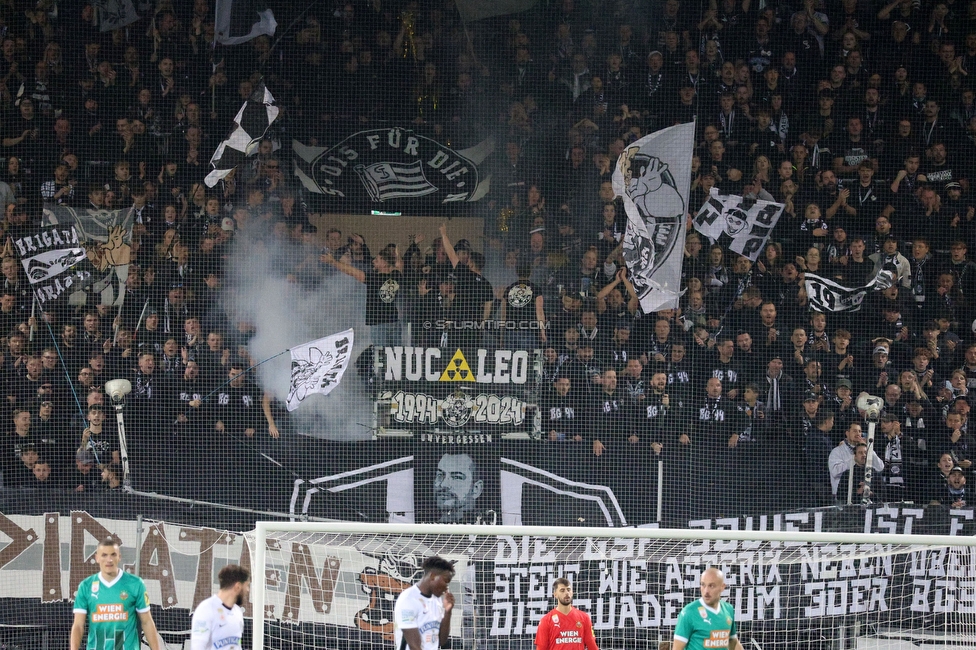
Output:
[0, 0, 974, 520]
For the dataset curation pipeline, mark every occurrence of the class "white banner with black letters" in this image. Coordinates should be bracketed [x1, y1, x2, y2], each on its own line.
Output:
[13, 226, 90, 306]
[287, 329, 354, 411]
[804, 272, 891, 312]
[612, 123, 695, 313]
[693, 188, 784, 261]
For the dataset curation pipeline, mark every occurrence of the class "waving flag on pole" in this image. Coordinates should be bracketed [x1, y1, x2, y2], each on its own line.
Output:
[804, 271, 895, 313]
[612, 122, 695, 313]
[205, 82, 279, 187]
[215, 0, 276, 45]
[287, 329, 355, 411]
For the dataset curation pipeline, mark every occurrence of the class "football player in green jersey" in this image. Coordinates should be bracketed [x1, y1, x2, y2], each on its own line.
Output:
[70, 538, 161, 650]
[672, 568, 740, 650]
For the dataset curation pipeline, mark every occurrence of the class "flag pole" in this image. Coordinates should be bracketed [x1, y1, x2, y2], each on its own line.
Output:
[42, 319, 87, 421]
[267, 0, 327, 56]
[29, 296, 36, 342]
[196, 348, 292, 404]
[133, 297, 151, 333]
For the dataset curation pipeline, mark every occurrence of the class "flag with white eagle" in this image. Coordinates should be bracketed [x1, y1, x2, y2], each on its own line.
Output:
[287, 329, 355, 411]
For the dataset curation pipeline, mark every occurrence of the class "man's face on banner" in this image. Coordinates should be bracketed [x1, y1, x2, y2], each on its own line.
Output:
[434, 453, 483, 522]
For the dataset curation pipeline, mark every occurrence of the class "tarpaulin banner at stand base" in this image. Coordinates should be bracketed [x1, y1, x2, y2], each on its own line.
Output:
[0, 509, 973, 649]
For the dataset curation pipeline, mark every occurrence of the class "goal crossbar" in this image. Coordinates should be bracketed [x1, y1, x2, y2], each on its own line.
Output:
[250, 522, 976, 650]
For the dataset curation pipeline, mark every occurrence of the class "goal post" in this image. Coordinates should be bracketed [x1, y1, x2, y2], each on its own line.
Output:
[248, 522, 976, 650]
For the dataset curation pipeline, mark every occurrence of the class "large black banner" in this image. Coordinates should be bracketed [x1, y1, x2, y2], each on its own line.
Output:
[293, 129, 493, 212]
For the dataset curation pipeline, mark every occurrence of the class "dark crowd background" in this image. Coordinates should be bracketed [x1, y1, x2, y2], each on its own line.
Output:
[0, 0, 975, 524]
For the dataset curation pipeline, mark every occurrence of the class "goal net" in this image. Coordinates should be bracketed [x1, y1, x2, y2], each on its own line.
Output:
[246, 523, 976, 650]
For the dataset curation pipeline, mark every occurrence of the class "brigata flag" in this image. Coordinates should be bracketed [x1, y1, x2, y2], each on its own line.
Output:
[804, 271, 895, 313]
[13, 226, 91, 307]
[205, 82, 279, 187]
[693, 188, 784, 261]
[612, 122, 694, 313]
[293, 128, 493, 206]
[287, 329, 355, 411]
[215, 0, 276, 45]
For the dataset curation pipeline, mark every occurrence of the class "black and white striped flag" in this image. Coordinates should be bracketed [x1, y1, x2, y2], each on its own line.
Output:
[354, 161, 438, 201]
[215, 0, 276, 45]
[205, 83, 279, 187]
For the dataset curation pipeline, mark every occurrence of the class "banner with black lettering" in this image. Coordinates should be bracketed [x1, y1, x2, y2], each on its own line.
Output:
[287, 329, 354, 411]
[293, 129, 493, 209]
[693, 188, 784, 260]
[12, 226, 92, 307]
[804, 272, 892, 313]
[612, 122, 695, 313]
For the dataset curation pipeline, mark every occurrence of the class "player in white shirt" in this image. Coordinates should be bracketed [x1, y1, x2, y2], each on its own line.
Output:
[191, 564, 250, 650]
[394, 556, 456, 650]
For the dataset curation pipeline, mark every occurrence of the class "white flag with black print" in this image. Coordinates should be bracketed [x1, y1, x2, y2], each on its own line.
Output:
[693, 188, 784, 261]
[92, 0, 141, 31]
[215, 0, 276, 45]
[612, 122, 695, 313]
[804, 271, 895, 313]
[205, 82, 279, 187]
[287, 329, 355, 411]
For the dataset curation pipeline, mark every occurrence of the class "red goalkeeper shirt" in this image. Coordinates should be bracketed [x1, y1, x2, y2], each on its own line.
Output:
[535, 607, 598, 650]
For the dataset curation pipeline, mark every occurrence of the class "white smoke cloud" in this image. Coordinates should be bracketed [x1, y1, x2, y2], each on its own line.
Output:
[223, 236, 374, 440]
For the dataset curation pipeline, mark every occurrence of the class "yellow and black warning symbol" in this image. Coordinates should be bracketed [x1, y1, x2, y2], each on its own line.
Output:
[438, 349, 475, 382]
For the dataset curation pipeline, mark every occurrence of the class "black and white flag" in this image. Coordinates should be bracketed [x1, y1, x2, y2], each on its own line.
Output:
[293, 129, 493, 206]
[13, 226, 92, 307]
[287, 329, 355, 411]
[205, 83, 279, 187]
[804, 271, 895, 313]
[92, 0, 141, 31]
[612, 122, 695, 313]
[43, 205, 134, 306]
[215, 0, 276, 45]
[694, 188, 784, 261]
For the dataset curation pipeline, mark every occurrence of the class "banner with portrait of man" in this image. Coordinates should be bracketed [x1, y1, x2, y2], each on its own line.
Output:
[612, 122, 695, 314]
[415, 440, 499, 526]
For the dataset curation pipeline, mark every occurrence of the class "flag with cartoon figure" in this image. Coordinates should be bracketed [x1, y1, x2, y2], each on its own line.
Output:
[693, 188, 784, 261]
[612, 122, 695, 313]
[42, 205, 134, 306]
[287, 329, 355, 411]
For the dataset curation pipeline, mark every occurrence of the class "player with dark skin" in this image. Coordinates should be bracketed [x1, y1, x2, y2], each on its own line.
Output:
[401, 561, 455, 650]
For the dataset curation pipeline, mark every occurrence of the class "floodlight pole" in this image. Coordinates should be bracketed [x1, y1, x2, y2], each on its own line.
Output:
[861, 402, 881, 505]
[111, 398, 132, 490]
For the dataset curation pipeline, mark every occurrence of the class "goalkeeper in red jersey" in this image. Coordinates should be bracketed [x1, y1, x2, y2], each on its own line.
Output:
[535, 578, 599, 650]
